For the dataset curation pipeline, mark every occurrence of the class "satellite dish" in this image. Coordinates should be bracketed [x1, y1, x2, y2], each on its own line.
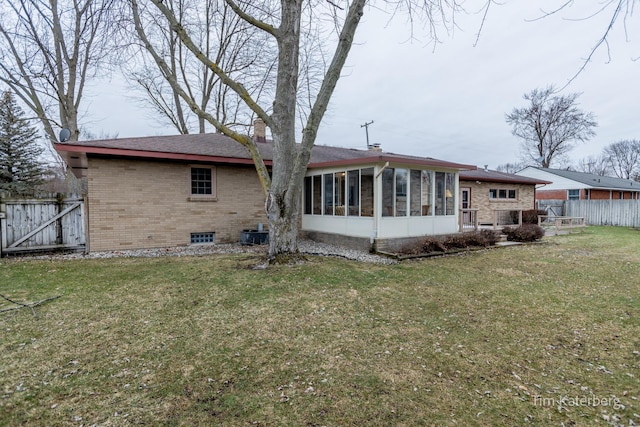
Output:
[59, 128, 71, 142]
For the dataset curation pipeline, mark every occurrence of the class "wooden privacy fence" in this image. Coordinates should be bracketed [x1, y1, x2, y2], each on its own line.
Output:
[536, 200, 565, 218]
[0, 193, 86, 256]
[565, 200, 640, 228]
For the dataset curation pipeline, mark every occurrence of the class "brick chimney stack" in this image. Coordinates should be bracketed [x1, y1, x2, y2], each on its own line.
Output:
[253, 119, 267, 143]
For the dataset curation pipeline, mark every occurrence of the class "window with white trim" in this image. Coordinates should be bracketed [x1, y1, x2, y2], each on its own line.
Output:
[568, 189, 580, 200]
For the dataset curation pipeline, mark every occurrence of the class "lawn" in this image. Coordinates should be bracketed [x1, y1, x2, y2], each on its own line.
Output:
[1, 226, 638, 426]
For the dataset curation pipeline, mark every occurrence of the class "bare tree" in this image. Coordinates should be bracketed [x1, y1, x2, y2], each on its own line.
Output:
[123, 0, 276, 134]
[535, 1, 639, 89]
[0, 0, 114, 144]
[574, 154, 611, 176]
[495, 162, 526, 174]
[506, 86, 597, 168]
[129, 0, 463, 262]
[604, 139, 640, 179]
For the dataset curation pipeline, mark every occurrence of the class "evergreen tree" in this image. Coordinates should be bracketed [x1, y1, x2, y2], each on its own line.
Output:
[0, 90, 46, 195]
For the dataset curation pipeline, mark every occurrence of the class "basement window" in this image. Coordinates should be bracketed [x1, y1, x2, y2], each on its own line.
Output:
[190, 232, 215, 244]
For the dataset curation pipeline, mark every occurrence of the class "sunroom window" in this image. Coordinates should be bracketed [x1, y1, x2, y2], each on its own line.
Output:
[323, 173, 334, 215]
[360, 168, 374, 217]
[348, 170, 359, 216]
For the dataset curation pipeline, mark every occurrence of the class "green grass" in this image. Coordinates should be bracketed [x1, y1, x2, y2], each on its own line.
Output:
[1, 226, 639, 426]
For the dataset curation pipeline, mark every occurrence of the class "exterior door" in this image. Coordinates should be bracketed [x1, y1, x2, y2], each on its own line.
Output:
[461, 188, 471, 210]
[460, 187, 471, 226]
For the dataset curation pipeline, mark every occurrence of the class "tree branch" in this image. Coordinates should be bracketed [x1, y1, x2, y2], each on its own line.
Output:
[131, 0, 272, 195]
[224, 0, 277, 36]
[290, 0, 367, 204]
[0, 294, 62, 317]
[148, 0, 272, 128]
[531, 0, 627, 91]
[473, 0, 494, 47]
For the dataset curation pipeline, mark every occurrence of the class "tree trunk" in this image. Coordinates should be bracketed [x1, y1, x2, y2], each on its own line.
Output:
[265, 0, 303, 262]
[140, 0, 366, 263]
[266, 188, 300, 262]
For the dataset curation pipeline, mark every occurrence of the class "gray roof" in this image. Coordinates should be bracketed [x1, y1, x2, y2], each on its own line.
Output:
[460, 168, 550, 185]
[531, 167, 640, 191]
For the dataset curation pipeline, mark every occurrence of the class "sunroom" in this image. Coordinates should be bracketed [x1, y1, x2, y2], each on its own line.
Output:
[301, 155, 475, 251]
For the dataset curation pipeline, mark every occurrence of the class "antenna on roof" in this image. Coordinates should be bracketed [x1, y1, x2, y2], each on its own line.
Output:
[361, 120, 374, 149]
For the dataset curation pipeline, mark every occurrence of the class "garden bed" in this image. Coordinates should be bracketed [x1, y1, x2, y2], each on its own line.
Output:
[383, 225, 545, 260]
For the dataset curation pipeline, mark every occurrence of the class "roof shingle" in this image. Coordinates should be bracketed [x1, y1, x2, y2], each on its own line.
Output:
[460, 168, 550, 185]
[55, 133, 476, 176]
[527, 167, 639, 190]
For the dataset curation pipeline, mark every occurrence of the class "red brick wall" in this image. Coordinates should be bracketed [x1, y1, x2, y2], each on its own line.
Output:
[539, 188, 639, 200]
[590, 190, 611, 200]
[536, 189, 568, 200]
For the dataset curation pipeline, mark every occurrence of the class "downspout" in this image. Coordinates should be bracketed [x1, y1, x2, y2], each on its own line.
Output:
[534, 183, 547, 209]
[371, 162, 390, 248]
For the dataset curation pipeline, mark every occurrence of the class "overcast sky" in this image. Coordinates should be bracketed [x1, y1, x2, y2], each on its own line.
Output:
[87, 1, 638, 170]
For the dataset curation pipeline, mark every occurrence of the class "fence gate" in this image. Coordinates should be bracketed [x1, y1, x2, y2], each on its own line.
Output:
[536, 200, 565, 219]
[0, 193, 86, 256]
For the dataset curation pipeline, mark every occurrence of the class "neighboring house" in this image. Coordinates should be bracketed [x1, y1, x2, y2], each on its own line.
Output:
[459, 167, 550, 227]
[517, 167, 640, 200]
[55, 124, 475, 252]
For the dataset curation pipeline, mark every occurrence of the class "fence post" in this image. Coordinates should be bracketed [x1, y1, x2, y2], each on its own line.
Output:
[0, 212, 5, 257]
[83, 193, 89, 253]
[56, 193, 64, 245]
[0, 193, 5, 256]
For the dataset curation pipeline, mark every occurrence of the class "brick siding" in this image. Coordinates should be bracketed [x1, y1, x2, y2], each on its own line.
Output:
[461, 182, 536, 225]
[537, 188, 637, 200]
[536, 189, 568, 200]
[589, 190, 611, 200]
[87, 157, 267, 251]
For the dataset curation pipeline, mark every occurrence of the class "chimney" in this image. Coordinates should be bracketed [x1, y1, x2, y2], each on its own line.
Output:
[484, 165, 489, 172]
[368, 143, 382, 152]
[253, 119, 266, 143]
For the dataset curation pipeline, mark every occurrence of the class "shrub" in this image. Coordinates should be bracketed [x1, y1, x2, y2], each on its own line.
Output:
[522, 209, 547, 224]
[421, 238, 447, 254]
[398, 230, 500, 255]
[467, 229, 501, 247]
[502, 224, 545, 242]
[439, 234, 470, 250]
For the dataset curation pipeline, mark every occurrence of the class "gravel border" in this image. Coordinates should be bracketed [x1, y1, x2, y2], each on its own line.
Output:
[12, 239, 396, 264]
